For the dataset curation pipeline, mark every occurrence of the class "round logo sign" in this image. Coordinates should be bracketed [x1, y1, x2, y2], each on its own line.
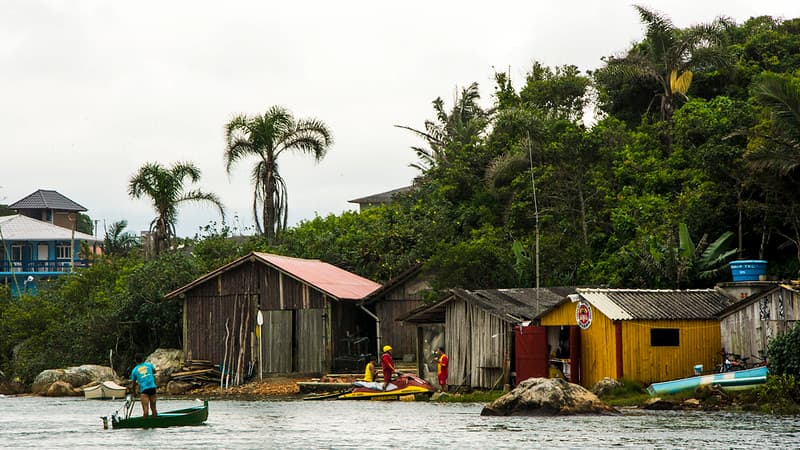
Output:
[576, 301, 592, 329]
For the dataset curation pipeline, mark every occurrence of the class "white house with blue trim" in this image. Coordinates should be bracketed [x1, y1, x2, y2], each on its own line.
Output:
[1, 190, 102, 296]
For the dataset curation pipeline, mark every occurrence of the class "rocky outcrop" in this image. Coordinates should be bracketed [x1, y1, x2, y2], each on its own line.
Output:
[481, 377, 620, 416]
[32, 365, 116, 395]
[145, 348, 185, 387]
[44, 380, 82, 397]
[0, 379, 27, 395]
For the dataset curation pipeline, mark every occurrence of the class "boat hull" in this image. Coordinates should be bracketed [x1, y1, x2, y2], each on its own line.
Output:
[84, 381, 127, 400]
[337, 386, 433, 401]
[112, 401, 208, 429]
[647, 366, 768, 396]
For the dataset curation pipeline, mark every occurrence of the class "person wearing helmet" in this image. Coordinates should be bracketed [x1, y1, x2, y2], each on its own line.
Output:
[381, 345, 395, 391]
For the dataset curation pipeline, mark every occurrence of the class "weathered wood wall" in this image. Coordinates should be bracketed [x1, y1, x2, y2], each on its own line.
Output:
[721, 287, 800, 359]
[374, 276, 426, 358]
[182, 259, 368, 376]
[445, 300, 510, 389]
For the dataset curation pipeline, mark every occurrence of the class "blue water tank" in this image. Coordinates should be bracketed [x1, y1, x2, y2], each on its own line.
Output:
[729, 260, 767, 282]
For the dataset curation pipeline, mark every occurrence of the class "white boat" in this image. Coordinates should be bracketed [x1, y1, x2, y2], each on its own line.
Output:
[83, 381, 127, 400]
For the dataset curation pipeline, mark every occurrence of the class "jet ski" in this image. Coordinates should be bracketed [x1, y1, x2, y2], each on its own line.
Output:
[337, 373, 435, 401]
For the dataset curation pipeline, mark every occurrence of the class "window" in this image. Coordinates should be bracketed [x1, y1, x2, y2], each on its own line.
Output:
[57, 244, 72, 259]
[650, 328, 680, 347]
[11, 245, 23, 261]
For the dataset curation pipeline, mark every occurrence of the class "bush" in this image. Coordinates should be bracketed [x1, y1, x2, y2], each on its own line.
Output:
[767, 323, 800, 378]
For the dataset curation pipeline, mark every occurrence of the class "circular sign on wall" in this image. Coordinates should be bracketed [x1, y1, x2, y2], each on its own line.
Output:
[576, 301, 592, 329]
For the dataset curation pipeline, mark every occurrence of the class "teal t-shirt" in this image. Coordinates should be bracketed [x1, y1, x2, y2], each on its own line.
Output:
[131, 362, 157, 391]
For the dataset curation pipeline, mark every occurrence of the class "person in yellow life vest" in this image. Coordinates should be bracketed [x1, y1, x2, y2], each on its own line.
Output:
[435, 347, 448, 392]
[363, 355, 377, 382]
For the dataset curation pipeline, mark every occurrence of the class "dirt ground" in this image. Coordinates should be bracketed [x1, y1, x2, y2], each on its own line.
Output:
[185, 377, 312, 400]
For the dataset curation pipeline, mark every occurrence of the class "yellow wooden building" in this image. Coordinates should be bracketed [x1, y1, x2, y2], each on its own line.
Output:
[538, 289, 735, 388]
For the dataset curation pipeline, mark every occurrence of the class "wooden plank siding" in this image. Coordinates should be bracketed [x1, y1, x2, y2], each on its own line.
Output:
[620, 319, 721, 384]
[445, 300, 511, 389]
[540, 300, 615, 388]
[721, 287, 800, 360]
[540, 301, 722, 387]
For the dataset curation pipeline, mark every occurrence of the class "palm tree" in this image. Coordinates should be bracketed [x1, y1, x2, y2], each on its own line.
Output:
[395, 82, 492, 172]
[103, 220, 139, 257]
[747, 73, 800, 174]
[599, 5, 730, 123]
[224, 106, 333, 243]
[128, 161, 225, 255]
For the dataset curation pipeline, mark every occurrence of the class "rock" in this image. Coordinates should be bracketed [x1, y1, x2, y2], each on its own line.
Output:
[683, 398, 701, 408]
[32, 365, 116, 395]
[643, 397, 678, 410]
[480, 377, 619, 416]
[44, 381, 81, 397]
[167, 381, 194, 395]
[0, 380, 27, 395]
[592, 377, 623, 397]
[145, 348, 185, 387]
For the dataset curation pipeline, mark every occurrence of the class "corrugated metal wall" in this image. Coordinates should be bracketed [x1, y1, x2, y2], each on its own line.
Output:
[721, 287, 800, 359]
[445, 300, 510, 389]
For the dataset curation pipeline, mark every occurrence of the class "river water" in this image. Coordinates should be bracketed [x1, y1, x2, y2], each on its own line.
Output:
[2, 396, 799, 449]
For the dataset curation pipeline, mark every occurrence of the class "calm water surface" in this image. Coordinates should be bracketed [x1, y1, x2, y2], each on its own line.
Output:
[1, 395, 799, 449]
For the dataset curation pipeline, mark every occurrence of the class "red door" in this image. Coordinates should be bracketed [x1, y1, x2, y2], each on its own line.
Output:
[514, 325, 548, 383]
[569, 325, 582, 384]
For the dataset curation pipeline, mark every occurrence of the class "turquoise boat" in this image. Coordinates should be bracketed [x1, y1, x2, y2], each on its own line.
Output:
[647, 366, 768, 396]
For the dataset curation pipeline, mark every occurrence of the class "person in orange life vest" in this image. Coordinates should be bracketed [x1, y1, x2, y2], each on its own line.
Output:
[381, 345, 396, 391]
[435, 347, 449, 392]
[363, 355, 377, 382]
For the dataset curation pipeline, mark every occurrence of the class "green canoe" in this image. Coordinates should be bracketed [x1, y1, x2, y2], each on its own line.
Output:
[111, 400, 208, 429]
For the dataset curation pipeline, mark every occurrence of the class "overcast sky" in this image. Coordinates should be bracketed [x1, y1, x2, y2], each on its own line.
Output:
[2, 1, 799, 238]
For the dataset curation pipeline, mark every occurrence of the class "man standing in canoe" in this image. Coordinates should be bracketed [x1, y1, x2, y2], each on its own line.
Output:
[130, 353, 158, 417]
[381, 345, 395, 391]
[435, 347, 449, 392]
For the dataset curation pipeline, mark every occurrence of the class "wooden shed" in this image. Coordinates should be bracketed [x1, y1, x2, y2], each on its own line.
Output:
[400, 288, 571, 389]
[719, 282, 800, 360]
[359, 265, 428, 359]
[165, 252, 381, 379]
[539, 289, 735, 388]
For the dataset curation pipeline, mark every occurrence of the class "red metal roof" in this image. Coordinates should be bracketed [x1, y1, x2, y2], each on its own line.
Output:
[253, 252, 380, 300]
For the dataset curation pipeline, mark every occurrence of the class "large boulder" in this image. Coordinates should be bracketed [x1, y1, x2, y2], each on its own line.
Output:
[32, 365, 116, 395]
[44, 380, 82, 397]
[144, 348, 185, 387]
[481, 377, 620, 416]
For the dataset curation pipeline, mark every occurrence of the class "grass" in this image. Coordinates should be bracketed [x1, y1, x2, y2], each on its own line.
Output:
[433, 389, 506, 403]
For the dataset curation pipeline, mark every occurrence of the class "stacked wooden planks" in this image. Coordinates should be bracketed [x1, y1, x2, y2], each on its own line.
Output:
[170, 360, 222, 387]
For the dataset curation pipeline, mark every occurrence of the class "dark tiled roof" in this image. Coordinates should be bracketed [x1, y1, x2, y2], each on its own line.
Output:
[348, 186, 413, 205]
[577, 288, 734, 320]
[9, 190, 86, 212]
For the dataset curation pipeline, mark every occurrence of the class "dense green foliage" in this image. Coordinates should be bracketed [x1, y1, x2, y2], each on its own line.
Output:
[2, 9, 800, 384]
[767, 323, 800, 379]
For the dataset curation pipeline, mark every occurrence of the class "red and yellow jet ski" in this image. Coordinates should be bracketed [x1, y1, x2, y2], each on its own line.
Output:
[337, 373, 435, 401]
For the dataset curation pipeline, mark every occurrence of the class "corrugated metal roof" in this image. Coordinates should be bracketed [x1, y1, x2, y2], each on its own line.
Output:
[576, 288, 733, 320]
[400, 287, 575, 324]
[9, 189, 87, 212]
[252, 252, 381, 300]
[165, 251, 381, 301]
[0, 214, 100, 241]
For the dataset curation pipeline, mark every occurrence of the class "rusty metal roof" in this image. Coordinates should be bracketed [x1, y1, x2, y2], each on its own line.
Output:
[576, 288, 734, 320]
[252, 252, 381, 300]
[166, 251, 381, 301]
[10, 189, 87, 212]
[399, 287, 575, 324]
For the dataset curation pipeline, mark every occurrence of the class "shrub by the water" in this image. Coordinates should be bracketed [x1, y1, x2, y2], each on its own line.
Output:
[767, 323, 800, 378]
